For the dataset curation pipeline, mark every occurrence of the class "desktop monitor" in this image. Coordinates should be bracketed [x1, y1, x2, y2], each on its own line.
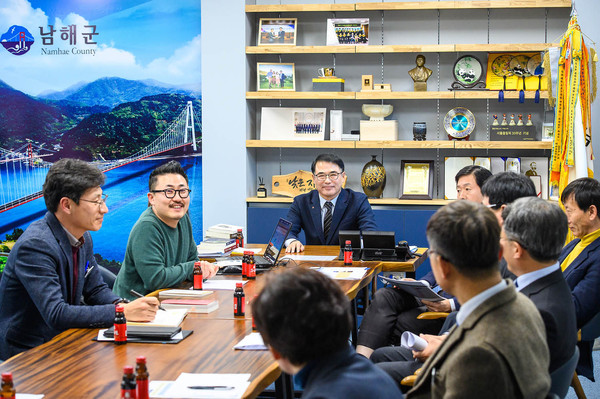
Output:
[362, 231, 396, 249]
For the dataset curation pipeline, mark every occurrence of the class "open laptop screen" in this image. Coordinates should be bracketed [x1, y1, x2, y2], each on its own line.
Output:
[263, 218, 292, 264]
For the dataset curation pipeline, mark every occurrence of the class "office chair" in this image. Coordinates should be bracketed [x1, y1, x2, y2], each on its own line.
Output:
[571, 311, 600, 399]
[551, 346, 579, 399]
[99, 266, 117, 289]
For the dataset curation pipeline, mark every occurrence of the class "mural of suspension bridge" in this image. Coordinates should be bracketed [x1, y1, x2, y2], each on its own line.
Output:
[0, 101, 200, 214]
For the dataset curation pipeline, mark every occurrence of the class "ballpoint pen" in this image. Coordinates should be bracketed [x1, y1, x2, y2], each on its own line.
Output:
[129, 289, 166, 311]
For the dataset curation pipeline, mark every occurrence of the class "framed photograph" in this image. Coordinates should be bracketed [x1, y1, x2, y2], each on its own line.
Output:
[257, 63, 295, 91]
[258, 18, 297, 46]
[542, 122, 554, 141]
[400, 160, 434, 200]
[326, 18, 369, 46]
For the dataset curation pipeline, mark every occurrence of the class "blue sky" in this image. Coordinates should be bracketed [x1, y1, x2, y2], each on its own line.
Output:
[0, 0, 201, 94]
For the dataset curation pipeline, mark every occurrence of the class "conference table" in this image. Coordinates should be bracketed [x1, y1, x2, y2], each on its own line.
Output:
[0, 245, 427, 399]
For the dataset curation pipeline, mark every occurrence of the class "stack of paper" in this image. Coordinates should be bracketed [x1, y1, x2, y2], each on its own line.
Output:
[158, 289, 213, 300]
[197, 238, 237, 257]
[161, 299, 219, 314]
[205, 224, 243, 240]
[233, 332, 267, 351]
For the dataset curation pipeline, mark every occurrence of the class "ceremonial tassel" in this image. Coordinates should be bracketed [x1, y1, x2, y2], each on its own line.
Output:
[591, 47, 597, 103]
[519, 89, 524, 103]
[499, 75, 506, 102]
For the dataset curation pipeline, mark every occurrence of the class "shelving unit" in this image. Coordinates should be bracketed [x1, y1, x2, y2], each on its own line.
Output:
[246, 140, 552, 150]
[246, 91, 549, 100]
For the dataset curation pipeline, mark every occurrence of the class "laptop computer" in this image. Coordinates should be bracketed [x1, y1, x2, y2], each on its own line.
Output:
[215, 217, 292, 270]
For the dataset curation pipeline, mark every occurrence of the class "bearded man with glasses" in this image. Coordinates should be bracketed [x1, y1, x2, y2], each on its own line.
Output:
[284, 153, 377, 253]
[113, 161, 218, 300]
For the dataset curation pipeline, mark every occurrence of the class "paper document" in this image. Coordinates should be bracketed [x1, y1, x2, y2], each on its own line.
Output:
[378, 276, 445, 302]
[149, 373, 251, 398]
[401, 331, 428, 351]
[128, 308, 188, 327]
[281, 255, 337, 261]
[16, 395, 44, 399]
[313, 267, 368, 280]
[233, 332, 267, 350]
[202, 280, 248, 290]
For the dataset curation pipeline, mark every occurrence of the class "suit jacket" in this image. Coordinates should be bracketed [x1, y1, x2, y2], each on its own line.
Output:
[0, 212, 119, 360]
[407, 282, 550, 399]
[559, 237, 600, 380]
[285, 188, 377, 245]
[298, 346, 403, 398]
[519, 268, 577, 373]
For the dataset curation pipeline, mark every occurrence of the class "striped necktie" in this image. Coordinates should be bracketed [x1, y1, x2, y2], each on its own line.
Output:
[323, 201, 333, 241]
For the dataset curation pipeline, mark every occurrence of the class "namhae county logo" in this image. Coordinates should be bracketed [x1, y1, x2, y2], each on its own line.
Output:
[1, 25, 34, 55]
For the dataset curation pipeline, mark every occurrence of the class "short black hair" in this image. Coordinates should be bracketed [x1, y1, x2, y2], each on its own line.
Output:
[311, 153, 344, 174]
[148, 160, 189, 191]
[481, 172, 536, 209]
[502, 197, 568, 263]
[561, 177, 600, 212]
[42, 158, 105, 213]
[426, 201, 500, 278]
[454, 165, 492, 189]
[252, 267, 352, 366]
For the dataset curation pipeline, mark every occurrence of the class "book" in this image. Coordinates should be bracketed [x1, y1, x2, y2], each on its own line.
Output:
[161, 299, 219, 314]
[158, 289, 214, 300]
[127, 308, 188, 328]
[204, 231, 238, 240]
[378, 276, 445, 302]
[206, 223, 243, 233]
[197, 237, 236, 249]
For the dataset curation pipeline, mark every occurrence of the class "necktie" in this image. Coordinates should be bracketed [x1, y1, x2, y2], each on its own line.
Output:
[323, 201, 333, 241]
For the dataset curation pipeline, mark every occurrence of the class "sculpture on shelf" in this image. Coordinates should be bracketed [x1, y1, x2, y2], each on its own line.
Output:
[362, 104, 393, 121]
[408, 54, 433, 91]
[361, 155, 386, 198]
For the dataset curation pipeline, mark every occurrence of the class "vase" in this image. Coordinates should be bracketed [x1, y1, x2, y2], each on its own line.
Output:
[413, 122, 427, 141]
[361, 155, 386, 198]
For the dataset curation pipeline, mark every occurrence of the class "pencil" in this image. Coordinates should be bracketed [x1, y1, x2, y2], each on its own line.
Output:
[129, 289, 166, 311]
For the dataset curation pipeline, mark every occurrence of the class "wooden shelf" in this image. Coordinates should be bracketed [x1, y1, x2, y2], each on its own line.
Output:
[246, 140, 551, 150]
[355, 140, 454, 149]
[247, 196, 452, 206]
[454, 140, 552, 150]
[246, 140, 355, 148]
[247, 1, 571, 12]
[248, 43, 557, 54]
[247, 91, 548, 100]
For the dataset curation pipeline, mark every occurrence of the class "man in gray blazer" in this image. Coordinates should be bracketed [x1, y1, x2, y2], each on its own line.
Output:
[0, 159, 158, 360]
[407, 201, 550, 399]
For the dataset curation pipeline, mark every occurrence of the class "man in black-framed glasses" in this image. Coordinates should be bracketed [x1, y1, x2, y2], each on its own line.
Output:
[113, 160, 218, 300]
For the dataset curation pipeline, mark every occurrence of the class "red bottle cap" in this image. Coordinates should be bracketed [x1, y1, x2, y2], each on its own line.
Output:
[136, 356, 146, 363]
[236, 282, 243, 288]
[1, 372, 12, 381]
[237, 229, 242, 232]
[124, 365, 134, 374]
[194, 261, 202, 267]
[116, 305, 124, 312]
[243, 251, 253, 255]
[345, 240, 351, 245]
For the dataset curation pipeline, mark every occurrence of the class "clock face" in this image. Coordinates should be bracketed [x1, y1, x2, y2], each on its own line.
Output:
[453, 56, 483, 85]
[444, 107, 476, 139]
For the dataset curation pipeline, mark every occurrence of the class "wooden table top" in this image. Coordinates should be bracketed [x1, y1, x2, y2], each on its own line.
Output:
[0, 257, 385, 399]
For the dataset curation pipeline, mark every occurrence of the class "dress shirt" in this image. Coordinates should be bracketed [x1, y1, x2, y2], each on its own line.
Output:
[285, 193, 340, 247]
[455, 280, 507, 326]
[514, 263, 560, 291]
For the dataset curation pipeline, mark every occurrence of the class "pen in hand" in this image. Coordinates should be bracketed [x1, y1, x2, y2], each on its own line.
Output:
[187, 386, 234, 390]
[129, 289, 166, 311]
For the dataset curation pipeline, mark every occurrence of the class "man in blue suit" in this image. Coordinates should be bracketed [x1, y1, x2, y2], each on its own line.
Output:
[252, 267, 403, 398]
[559, 177, 600, 380]
[285, 153, 377, 253]
[0, 159, 158, 360]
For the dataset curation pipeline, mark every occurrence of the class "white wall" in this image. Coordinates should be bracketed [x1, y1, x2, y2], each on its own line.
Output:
[201, 0, 600, 233]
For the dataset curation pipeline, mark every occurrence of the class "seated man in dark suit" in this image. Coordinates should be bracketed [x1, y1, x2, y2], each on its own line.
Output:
[559, 177, 600, 380]
[285, 153, 377, 253]
[356, 165, 494, 358]
[252, 267, 403, 399]
[0, 159, 158, 361]
[407, 201, 550, 399]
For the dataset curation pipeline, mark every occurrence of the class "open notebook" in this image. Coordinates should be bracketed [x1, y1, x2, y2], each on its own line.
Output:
[127, 308, 188, 328]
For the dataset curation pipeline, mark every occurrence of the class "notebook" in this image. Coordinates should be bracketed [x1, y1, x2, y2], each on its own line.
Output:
[215, 218, 292, 268]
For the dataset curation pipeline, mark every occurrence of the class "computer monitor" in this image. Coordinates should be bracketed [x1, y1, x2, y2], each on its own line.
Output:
[338, 230, 361, 249]
[362, 231, 396, 249]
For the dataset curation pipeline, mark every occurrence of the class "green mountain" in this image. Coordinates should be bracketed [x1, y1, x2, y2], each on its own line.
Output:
[59, 94, 202, 160]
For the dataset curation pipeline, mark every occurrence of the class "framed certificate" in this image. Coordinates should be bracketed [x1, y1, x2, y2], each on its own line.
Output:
[400, 161, 434, 200]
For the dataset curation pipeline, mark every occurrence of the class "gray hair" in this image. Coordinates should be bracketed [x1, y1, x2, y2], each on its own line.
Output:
[502, 197, 568, 263]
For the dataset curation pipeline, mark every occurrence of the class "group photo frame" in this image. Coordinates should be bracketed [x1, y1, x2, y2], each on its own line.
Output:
[258, 18, 297, 46]
[257, 62, 296, 91]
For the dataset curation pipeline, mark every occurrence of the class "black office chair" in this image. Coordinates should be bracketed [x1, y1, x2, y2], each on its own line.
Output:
[550, 346, 579, 399]
[99, 266, 117, 289]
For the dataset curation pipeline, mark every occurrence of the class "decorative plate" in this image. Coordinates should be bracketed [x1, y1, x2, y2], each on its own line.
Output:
[444, 107, 476, 139]
[453, 55, 484, 85]
[491, 54, 513, 77]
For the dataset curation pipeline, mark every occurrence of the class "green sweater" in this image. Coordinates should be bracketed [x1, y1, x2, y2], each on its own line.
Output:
[113, 207, 198, 300]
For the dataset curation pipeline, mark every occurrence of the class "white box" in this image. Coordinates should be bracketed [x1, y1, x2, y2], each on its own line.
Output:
[359, 120, 398, 141]
[330, 110, 343, 141]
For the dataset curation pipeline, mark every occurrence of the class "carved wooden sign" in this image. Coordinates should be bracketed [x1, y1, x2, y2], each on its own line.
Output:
[272, 170, 346, 197]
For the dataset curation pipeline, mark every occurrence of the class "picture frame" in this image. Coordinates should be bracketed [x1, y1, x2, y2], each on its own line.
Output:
[326, 18, 369, 46]
[542, 122, 554, 141]
[258, 18, 297, 46]
[257, 63, 295, 91]
[400, 160, 434, 200]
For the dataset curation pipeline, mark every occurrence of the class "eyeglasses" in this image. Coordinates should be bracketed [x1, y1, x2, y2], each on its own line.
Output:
[80, 194, 108, 207]
[151, 188, 191, 199]
[314, 172, 342, 182]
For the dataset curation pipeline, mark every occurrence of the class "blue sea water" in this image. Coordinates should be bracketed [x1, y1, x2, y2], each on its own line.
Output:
[0, 155, 203, 262]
